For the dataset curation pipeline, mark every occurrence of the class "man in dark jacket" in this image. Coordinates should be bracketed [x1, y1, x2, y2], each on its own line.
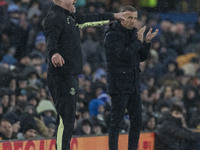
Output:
[104, 6, 158, 150]
[44, 0, 127, 150]
[155, 105, 200, 150]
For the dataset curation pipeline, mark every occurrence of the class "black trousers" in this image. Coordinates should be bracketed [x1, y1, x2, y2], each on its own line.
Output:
[47, 74, 79, 150]
[109, 93, 142, 150]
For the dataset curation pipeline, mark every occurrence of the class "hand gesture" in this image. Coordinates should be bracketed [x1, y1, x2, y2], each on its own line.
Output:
[51, 53, 65, 67]
[145, 28, 159, 43]
[113, 12, 130, 20]
[137, 26, 146, 42]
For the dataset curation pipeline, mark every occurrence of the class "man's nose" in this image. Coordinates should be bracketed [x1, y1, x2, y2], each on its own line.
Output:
[131, 19, 135, 24]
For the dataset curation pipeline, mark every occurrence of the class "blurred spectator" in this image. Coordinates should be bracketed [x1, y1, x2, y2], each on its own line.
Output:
[89, 98, 105, 117]
[0, 88, 10, 113]
[92, 118, 106, 135]
[17, 113, 39, 140]
[155, 105, 200, 150]
[31, 32, 47, 59]
[47, 123, 55, 137]
[142, 113, 156, 132]
[36, 99, 57, 118]
[3, 112, 20, 139]
[181, 57, 200, 77]
[0, 118, 13, 140]
[79, 118, 93, 135]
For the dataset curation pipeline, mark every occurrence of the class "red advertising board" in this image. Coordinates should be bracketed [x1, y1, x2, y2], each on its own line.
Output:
[0, 132, 155, 150]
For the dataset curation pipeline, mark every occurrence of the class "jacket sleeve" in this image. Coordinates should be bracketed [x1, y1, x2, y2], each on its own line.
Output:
[44, 13, 64, 58]
[104, 31, 142, 61]
[164, 125, 200, 141]
[75, 13, 114, 28]
[138, 42, 151, 62]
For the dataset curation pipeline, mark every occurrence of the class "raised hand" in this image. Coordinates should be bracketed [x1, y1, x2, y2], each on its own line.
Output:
[137, 26, 146, 42]
[113, 12, 130, 21]
[51, 53, 65, 67]
[145, 28, 159, 43]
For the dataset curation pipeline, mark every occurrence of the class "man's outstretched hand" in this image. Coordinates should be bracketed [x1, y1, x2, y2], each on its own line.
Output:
[113, 12, 130, 20]
[145, 28, 159, 43]
[51, 53, 65, 67]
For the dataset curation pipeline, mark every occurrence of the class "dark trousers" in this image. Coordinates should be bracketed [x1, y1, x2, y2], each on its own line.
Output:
[47, 74, 79, 150]
[109, 93, 142, 150]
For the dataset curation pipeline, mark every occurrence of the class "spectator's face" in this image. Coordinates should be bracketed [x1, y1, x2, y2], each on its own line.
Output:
[98, 105, 105, 113]
[168, 63, 176, 73]
[29, 99, 37, 106]
[176, 23, 185, 35]
[147, 117, 156, 130]
[83, 64, 91, 75]
[48, 127, 55, 137]
[18, 80, 27, 89]
[100, 76, 107, 84]
[0, 106, 3, 115]
[95, 88, 103, 97]
[194, 63, 200, 70]
[174, 89, 183, 99]
[121, 11, 138, 29]
[152, 41, 161, 50]
[84, 80, 91, 93]
[148, 77, 155, 87]
[31, 58, 43, 66]
[88, 5, 95, 13]
[0, 121, 13, 138]
[44, 111, 52, 117]
[24, 129, 37, 139]
[40, 88, 47, 99]
[12, 121, 20, 133]
[82, 111, 90, 119]
[20, 56, 31, 65]
[1, 95, 9, 107]
[187, 90, 195, 99]
[82, 124, 91, 135]
[36, 43, 46, 52]
[9, 79, 17, 91]
[93, 125, 102, 135]
[164, 86, 173, 99]
[161, 20, 171, 32]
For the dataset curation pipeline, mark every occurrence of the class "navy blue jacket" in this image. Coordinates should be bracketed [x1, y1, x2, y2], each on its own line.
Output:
[104, 21, 151, 94]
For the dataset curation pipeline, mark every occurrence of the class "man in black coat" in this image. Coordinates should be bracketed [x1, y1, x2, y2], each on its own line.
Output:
[44, 0, 127, 150]
[155, 105, 200, 150]
[104, 6, 158, 150]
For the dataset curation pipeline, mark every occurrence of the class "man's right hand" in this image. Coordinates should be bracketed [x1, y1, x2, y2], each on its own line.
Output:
[137, 26, 146, 42]
[51, 53, 65, 67]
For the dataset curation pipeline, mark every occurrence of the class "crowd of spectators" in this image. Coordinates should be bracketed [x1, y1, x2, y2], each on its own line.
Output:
[0, 0, 200, 143]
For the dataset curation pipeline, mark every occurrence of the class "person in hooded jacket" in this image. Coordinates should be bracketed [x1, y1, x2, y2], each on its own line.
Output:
[104, 6, 158, 150]
[155, 105, 200, 150]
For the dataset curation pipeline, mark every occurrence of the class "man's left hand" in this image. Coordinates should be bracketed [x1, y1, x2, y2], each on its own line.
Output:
[145, 28, 159, 43]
